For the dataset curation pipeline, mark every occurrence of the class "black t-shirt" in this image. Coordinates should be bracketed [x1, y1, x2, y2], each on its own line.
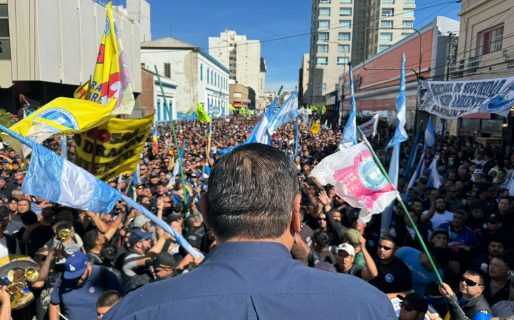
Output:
[369, 257, 412, 294]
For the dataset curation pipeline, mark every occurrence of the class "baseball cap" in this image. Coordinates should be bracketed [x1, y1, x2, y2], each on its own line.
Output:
[153, 253, 176, 269]
[345, 229, 360, 246]
[165, 213, 183, 224]
[133, 215, 151, 228]
[128, 229, 153, 246]
[336, 243, 355, 256]
[398, 293, 428, 314]
[63, 252, 88, 279]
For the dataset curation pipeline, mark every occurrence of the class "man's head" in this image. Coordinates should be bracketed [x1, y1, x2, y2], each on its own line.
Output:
[488, 238, 505, 257]
[431, 229, 449, 248]
[452, 210, 467, 230]
[133, 215, 152, 232]
[377, 236, 396, 263]
[64, 252, 93, 286]
[128, 229, 153, 253]
[152, 252, 176, 279]
[488, 256, 511, 281]
[459, 269, 486, 299]
[497, 196, 511, 214]
[204, 144, 300, 244]
[83, 229, 106, 252]
[435, 196, 446, 212]
[336, 243, 355, 272]
[96, 290, 122, 319]
[17, 198, 30, 214]
[398, 293, 428, 320]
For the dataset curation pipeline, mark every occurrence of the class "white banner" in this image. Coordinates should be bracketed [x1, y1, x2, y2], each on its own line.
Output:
[418, 77, 514, 119]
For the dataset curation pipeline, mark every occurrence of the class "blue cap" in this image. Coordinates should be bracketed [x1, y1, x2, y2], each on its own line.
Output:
[63, 252, 88, 279]
[128, 229, 153, 246]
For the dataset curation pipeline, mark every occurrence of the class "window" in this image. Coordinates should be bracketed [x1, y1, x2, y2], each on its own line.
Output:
[379, 44, 391, 52]
[382, 0, 395, 3]
[381, 8, 394, 17]
[317, 57, 328, 65]
[403, 9, 414, 17]
[338, 32, 351, 41]
[319, 8, 330, 16]
[339, 8, 352, 16]
[338, 44, 350, 53]
[380, 20, 393, 28]
[337, 57, 349, 65]
[200, 64, 203, 81]
[379, 32, 393, 41]
[480, 25, 504, 55]
[403, 20, 414, 29]
[340, 0, 352, 3]
[319, 20, 330, 29]
[339, 20, 351, 28]
[320, 0, 330, 3]
[207, 68, 210, 83]
[318, 32, 329, 41]
[0, 4, 9, 60]
[164, 63, 171, 78]
[317, 44, 329, 53]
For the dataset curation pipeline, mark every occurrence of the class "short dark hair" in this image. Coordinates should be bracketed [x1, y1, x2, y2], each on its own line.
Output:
[206, 144, 299, 240]
[464, 269, 487, 286]
[83, 229, 100, 251]
[96, 290, 122, 308]
[379, 235, 397, 247]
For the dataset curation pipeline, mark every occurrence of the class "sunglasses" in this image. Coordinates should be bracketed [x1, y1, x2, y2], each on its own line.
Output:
[400, 302, 414, 312]
[461, 277, 482, 287]
[378, 244, 392, 251]
[318, 217, 326, 221]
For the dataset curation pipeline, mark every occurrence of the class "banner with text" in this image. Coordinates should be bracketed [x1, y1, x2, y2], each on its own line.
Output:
[73, 114, 153, 180]
[418, 77, 514, 119]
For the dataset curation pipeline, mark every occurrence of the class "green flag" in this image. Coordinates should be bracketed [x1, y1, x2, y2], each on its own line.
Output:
[196, 103, 211, 124]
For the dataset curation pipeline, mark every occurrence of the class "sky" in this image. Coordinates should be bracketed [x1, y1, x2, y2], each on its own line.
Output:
[119, 0, 461, 92]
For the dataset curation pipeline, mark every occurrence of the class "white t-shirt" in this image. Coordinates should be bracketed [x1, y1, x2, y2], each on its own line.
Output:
[423, 210, 454, 229]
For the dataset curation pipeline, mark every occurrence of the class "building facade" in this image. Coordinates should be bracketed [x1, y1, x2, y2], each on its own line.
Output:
[306, 0, 415, 106]
[208, 30, 267, 109]
[141, 38, 229, 119]
[0, 0, 143, 112]
[298, 54, 310, 107]
[449, 0, 514, 139]
[229, 84, 255, 110]
[338, 17, 459, 130]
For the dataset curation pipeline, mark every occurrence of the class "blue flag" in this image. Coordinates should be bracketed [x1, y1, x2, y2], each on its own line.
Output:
[424, 117, 435, 148]
[267, 92, 299, 135]
[341, 63, 358, 148]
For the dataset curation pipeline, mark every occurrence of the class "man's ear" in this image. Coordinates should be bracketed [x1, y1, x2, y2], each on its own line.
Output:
[199, 192, 211, 229]
[289, 194, 301, 235]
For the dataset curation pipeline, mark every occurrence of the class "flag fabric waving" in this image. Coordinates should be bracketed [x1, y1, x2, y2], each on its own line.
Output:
[88, 2, 134, 115]
[386, 53, 408, 149]
[424, 117, 436, 148]
[341, 63, 358, 148]
[196, 103, 212, 124]
[310, 142, 398, 222]
[310, 120, 321, 135]
[266, 92, 299, 135]
[359, 114, 379, 138]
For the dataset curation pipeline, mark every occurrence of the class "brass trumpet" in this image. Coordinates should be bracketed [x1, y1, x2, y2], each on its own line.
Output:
[54, 228, 72, 262]
[0, 256, 40, 309]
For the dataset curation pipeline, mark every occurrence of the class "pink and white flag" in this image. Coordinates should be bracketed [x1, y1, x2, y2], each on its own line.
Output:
[310, 142, 398, 222]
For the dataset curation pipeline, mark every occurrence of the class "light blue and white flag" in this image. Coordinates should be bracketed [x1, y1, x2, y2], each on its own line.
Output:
[428, 155, 443, 188]
[267, 92, 299, 135]
[22, 141, 120, 213]
[167, 142, 186, 188]
[382, 54, 408, 234]
[424, 117, 435, 148]
[341, 63, 358, 148]
[387, 53, 408, 148]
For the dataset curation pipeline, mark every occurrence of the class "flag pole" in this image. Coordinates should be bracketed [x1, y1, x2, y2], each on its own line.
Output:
[154, 66, 189, 211]
[356, 126, 443, 284]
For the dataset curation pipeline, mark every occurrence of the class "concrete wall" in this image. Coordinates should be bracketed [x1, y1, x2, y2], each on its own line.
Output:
[1, 0, 141, 91]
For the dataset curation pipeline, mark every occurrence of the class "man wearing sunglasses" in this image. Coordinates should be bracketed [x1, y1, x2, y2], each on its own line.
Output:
[439, 269, 492, 320]
[368, 235, 413, 298]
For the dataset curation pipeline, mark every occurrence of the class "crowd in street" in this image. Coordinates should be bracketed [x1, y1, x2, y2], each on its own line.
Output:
[0, 113, 513, 320]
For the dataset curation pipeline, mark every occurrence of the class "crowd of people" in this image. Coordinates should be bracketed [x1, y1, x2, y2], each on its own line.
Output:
[0, 113, 512, 320]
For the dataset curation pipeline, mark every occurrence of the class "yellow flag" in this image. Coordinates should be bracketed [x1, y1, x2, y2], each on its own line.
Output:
[229, 104, 236, 111]
[310, 120, 320, 135]
[74, 113, 154, 180]
[1, 98, 115, 156]
[73, 81, 90, 100]
[196, 103, 211, 124]
[89, 2, 134, 115]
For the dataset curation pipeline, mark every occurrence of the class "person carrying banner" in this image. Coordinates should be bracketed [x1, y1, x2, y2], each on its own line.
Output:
[103, 143, 396, 319]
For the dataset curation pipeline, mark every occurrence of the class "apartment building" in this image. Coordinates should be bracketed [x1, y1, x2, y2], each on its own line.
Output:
[208, 30, 267, 109]
[306, 0, 415, 106]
